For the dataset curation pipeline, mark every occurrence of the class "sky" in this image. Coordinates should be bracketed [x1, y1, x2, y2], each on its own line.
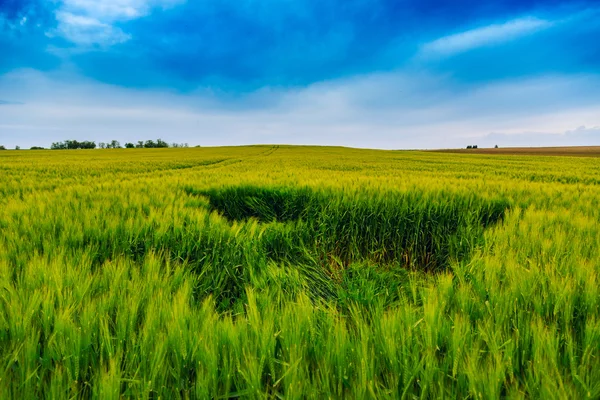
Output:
[0, 0, 599, 149]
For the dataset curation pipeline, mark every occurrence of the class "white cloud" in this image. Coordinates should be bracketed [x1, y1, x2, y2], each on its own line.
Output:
[60, 0, 184, 21]
[1, 68, 599, 149]
[478, 126, 600, 148]
[419, 17, 553, 58]
[53, 0, 185, 46]
[57, 12, 107, 28]
[54, 11, 131, 46]
[62, 0, 144, 20]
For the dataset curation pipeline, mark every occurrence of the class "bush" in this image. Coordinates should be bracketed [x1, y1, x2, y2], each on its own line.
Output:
[0, 145, 6, 150]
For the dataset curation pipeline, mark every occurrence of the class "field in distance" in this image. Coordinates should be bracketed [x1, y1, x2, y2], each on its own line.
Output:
[432, 145, 600, 157]
[0, 145, 599, 398]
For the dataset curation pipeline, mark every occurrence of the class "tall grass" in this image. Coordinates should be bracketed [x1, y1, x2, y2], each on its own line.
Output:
[194, 185, 508, 269]
[0, 146, 599, 398]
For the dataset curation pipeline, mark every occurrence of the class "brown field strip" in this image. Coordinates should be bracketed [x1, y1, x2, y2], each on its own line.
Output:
[430, 146, 600, 157]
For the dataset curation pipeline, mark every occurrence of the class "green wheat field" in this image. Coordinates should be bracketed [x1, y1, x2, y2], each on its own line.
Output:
[1, 145, 599, 399]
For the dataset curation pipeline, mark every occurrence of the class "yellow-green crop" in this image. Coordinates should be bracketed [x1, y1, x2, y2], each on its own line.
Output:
[0, 146, 599, 398]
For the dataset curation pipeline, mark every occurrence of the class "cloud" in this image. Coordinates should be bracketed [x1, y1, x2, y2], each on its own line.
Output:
[411, 7, 600, 85]
[52, 0, 184, 46]
[1, 68, 599, 149]
[54, 11, 131, 46]
[0, 100, 24, 105]
[61, 0, 144, 20]
[60, 0, 184, 20]
[59, 1, 599, 91]
[3, 1, 600, 89]
[419, 17, 553, 58]
[479, 126, 600, 148]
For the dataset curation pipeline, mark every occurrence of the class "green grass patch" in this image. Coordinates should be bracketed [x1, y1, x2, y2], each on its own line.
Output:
[191, 185, 509, 271]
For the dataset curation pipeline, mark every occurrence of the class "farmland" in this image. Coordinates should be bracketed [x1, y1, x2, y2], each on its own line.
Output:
[0, 145, 599, 398]
[433, 146, 600, 157]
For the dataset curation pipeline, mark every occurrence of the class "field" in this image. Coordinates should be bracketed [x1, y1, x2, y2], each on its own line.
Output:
[0, 145, 599, 398]
[433, 146, 600, 157]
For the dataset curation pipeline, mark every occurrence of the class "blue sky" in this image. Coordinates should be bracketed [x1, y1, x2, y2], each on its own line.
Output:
[1, 0, 599, 149]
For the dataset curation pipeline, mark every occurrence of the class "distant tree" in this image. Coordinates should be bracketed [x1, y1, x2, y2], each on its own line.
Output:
[80, 141, 96, 149]
[46, 138, 189, 150]
[50, 140, 95, 150]
[51, 140, 98, 150]
[495, 145, 499, 149]
[64, 140, 80, 150]
[51, 142, 67, 150]
[30, 146, 45, 150]
[473, 145, 478, 149]
[0, 145, 6, 150]
[15, 146, 20, 150]
[466, 145, 472, 149]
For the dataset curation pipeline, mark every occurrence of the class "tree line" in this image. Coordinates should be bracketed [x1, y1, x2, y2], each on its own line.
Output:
[1, 140, 192, 150]
[51, 140, 97, 150]
[46, 139, 190, 150]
